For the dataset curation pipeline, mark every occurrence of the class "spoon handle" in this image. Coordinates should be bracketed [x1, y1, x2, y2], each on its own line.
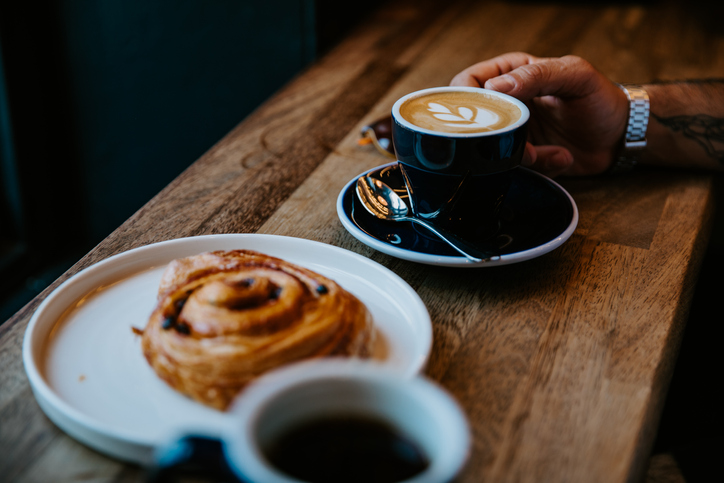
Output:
[403, 217, 500, 263]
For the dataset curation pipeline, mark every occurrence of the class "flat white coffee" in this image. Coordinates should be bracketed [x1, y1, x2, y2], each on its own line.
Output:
[399, 91, 521, 133]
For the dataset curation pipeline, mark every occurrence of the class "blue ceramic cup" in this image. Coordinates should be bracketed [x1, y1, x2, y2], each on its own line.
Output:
[392, 86, 530, 242]
[149, 360, 470, 483]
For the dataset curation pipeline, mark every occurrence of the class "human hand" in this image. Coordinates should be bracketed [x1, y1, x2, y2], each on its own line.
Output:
[451, 52, 628, 177]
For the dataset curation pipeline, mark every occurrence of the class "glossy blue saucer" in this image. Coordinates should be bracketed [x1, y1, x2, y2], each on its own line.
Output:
[336, 163, 578, 267]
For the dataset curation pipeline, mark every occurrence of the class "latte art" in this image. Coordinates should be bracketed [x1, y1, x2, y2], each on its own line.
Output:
[399, 91, 521, 133]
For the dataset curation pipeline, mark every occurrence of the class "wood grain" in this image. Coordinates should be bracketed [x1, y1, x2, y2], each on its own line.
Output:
[1, 0, 723, 482]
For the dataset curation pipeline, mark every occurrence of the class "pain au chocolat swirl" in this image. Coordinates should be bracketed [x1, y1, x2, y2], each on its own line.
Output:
[141, 249, 374, 410]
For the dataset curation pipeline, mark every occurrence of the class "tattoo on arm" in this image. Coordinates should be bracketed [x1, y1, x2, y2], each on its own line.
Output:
[647, 79, 724, 164]
[652, 113, 724, 165]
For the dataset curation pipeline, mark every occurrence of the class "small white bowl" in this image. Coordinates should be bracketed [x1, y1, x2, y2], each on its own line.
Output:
[223, 359, 471, 483]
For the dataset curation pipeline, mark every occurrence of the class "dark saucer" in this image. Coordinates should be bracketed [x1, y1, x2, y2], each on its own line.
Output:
[336, 163, 578, 267]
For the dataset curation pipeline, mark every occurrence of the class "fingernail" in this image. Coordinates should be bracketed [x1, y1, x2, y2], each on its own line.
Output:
[485, 75, 516, 93]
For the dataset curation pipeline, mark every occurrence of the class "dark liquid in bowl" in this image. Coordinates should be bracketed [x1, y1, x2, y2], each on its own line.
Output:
[263, 415, 430, 483]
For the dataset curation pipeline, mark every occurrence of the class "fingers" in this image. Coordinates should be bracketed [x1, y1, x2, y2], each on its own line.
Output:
[528, 145, 574, 178]
[520, 142, 573, 178]
[450, 52, 540, 88]
[521, 142, 536, 167]
[485, 56, 605, 102]
[451, 52, 606, 103]
[450, 52, 618, 177]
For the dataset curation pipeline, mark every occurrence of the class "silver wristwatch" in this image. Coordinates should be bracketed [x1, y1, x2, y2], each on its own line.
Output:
[609, 84, 650, 174]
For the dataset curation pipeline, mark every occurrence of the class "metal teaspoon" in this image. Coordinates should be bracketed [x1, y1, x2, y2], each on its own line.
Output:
[355, 175, 500, 263]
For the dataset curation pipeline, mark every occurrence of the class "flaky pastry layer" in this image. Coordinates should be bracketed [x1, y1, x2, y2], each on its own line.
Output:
[141, 250, 373, 410]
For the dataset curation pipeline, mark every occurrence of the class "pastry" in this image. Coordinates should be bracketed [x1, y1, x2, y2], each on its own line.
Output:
[141, 249, 374, 410]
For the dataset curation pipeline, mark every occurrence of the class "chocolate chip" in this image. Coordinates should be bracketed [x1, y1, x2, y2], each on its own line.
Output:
[316, 284, 328, 295]
[270, 286, 283, 300]
[175, 322, 191, 335]
[174, 298, 187, 311]
[162, 317, 175, 330]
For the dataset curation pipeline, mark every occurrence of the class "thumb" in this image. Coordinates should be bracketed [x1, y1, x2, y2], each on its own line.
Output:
[484, 56, 602, 102]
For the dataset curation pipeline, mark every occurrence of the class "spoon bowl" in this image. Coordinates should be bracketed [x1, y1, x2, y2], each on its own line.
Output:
[355, 175, 499, 263]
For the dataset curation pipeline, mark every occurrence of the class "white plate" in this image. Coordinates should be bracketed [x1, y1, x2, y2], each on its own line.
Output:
[22, 234, 432, 465]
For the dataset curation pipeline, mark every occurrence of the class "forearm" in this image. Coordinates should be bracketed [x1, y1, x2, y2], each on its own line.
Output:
[640, 80, 724, 171]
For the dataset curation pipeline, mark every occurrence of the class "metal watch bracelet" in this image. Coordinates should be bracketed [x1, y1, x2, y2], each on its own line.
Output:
[609, 84, 650, 174]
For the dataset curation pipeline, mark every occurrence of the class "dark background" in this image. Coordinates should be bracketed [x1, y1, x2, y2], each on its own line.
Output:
[0, 0, 376, 322]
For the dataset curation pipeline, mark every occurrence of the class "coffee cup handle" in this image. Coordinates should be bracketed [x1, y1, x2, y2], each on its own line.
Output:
[146, 435, 240, 483]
